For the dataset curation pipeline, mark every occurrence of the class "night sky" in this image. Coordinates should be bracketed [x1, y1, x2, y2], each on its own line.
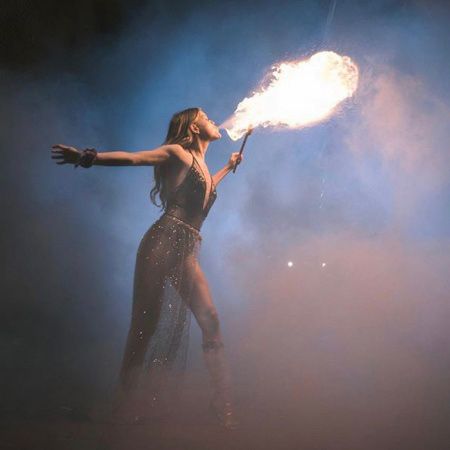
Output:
[1, 1, 450, 449]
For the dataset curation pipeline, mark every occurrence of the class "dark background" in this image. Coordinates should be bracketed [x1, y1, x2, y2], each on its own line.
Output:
[1, 1, 450, 449]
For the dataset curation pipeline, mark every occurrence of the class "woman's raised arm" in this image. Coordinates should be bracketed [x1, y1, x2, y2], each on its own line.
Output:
[51, 144, 183, 167]
[212, 152, 244, 186]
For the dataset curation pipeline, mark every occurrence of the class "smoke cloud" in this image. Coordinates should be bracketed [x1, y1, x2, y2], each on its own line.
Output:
[1, 0, 449, 449]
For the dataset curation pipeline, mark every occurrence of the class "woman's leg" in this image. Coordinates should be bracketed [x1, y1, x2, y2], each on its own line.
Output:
[118, 228, 175, 394]
[113, 238, 172, 421]
[177, 256, 237, 428]
[118, 271, 165, 392]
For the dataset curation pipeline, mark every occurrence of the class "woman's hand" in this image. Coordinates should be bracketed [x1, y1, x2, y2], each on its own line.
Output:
[51, 144, 81, 166]
[227, 152, 244, 170]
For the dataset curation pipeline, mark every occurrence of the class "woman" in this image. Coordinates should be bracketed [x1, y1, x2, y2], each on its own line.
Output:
[51, 108, 242, 429]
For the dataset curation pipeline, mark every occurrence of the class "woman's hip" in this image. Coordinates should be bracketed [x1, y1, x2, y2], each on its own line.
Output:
[136, 215, 201, 263]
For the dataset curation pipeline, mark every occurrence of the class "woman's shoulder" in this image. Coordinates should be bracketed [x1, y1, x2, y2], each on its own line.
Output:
[164, 144, 192, 166]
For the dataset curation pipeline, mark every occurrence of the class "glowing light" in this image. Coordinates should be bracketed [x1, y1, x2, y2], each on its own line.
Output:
[222, 51, 359, 140]
[287, 261, 294, 268]
[321, 262, 327, 268]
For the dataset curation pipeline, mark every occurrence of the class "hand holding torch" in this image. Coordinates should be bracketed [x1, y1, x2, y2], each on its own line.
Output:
[233, 127, 253, 173]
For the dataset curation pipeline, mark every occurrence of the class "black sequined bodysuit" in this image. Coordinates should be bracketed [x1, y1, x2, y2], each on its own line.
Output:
[163, 149, 217, 231]
[119, 149, 217, 415]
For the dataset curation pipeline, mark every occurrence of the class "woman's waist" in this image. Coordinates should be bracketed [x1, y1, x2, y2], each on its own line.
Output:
[155, 212, 202, 238]
[162, 204, 205, 231]
[139, 213, 202, 254]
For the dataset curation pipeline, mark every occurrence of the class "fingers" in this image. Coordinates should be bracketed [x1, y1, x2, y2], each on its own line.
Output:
[51, 148, 66, 156]
[231, 153, 243, 169]
[52, 144, 70, 150]
[51, 145, 73, 166]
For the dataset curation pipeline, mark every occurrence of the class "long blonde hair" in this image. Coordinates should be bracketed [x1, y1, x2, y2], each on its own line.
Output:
[150, 107, 200, 209]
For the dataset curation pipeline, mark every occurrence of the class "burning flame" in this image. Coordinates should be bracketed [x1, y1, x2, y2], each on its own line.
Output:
[222, 51, 359, 140]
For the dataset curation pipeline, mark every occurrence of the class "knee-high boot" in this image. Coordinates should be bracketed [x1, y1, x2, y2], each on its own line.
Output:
[202, 339, 238, 430]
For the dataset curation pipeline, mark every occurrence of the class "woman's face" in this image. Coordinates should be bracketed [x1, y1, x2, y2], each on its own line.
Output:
[192, 110, 221, 141]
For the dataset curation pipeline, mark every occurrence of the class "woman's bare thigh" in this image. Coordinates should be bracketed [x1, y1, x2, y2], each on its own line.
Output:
[176, 255, 221, 340]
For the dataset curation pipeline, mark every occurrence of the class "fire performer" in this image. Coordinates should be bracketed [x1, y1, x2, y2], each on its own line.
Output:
[51, 108, 242, 430]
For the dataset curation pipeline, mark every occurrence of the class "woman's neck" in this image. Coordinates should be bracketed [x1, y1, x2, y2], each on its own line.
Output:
[190, 138, 209, 160]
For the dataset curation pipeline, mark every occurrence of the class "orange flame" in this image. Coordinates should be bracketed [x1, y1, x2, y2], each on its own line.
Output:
[221, 51, 359, 140]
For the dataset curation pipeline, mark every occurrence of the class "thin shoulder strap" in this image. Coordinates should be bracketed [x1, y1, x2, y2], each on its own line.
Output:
[189, 148, 197, 164]
[187, 148, 195, 167]
[170, 149, 195, 197]
[189, 151, 214, 194]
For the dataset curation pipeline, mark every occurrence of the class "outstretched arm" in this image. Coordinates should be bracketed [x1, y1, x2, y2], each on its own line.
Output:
[212, 152, 243, 186]
[51, 144, 183, 167]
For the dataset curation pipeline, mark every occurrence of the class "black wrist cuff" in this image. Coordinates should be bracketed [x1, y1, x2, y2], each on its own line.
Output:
[75, 148, 98, 168]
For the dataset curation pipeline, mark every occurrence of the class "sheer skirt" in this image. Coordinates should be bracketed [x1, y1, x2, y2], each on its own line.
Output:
[118, 213, 201, 418]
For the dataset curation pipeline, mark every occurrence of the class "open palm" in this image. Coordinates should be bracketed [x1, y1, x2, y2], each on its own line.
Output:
[51, 144, 81, 165]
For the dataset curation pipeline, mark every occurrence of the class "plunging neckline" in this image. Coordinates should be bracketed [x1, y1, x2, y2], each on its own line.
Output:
[170, 150, 216, 211]
[189, 151, 215, 211]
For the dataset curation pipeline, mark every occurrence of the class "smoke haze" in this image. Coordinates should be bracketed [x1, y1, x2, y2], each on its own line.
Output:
[1, 1, 449, 449]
